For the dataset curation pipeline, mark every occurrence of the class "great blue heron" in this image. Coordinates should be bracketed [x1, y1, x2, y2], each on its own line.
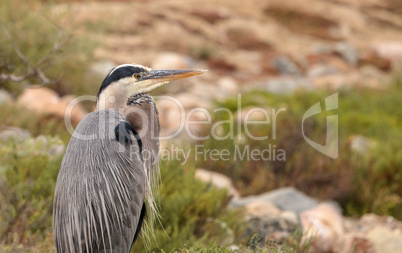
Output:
[53, 64, 205, 252]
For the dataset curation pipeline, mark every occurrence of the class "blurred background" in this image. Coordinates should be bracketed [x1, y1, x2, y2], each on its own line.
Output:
[0, 0, 401, 252]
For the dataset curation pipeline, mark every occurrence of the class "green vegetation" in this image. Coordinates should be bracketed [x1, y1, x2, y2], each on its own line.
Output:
[0, 138, 244, 252]
[1, 0, 401, 251]
[0, 137, 63, 249]
[2, 80, 400, 251]
[0, 0, 99, 97]
[195, 78, 402, 219]
[131, 160, 243, 252]
[0, 104, 72, 144]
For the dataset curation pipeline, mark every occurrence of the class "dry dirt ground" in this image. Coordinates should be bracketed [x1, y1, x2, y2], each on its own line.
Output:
[53, 0, 402, 83]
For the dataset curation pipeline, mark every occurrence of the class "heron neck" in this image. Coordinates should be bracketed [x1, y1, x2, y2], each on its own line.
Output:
[124, 93, 159, 133]
[125, 93, 160, 175]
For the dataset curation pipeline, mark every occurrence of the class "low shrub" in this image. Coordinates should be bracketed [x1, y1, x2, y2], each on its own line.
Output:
[0, 136, 63, 245]
[0, 0, 99, 97]
[196, 78, 402, 219]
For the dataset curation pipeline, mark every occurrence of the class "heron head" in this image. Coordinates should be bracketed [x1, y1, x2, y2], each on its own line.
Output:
[97, 64, 206, 99]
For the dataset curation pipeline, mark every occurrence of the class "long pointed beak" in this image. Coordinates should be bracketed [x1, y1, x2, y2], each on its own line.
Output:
[142, 69, 207, 84]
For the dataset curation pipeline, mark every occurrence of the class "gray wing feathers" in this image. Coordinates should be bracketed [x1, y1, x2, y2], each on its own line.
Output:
[53, 110, 145, 253]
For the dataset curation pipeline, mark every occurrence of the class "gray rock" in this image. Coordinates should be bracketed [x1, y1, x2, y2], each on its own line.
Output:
[241, 199, 300, 245]
[308, 64, 340, 78]
[334, 42, 358, 66]
[243, 207, 299, 247]
[272, 56, 301, 76]
[314, 42, 358, 66]
[230, 187, 318, 214]
[0, 89, 14, 105]
[265, 77, 314, 95]
[0, 127, 31, 142]
[243, 216, 297, 243]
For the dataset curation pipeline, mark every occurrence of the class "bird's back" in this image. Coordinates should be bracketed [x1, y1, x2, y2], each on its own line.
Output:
[53, 110, 146, 253]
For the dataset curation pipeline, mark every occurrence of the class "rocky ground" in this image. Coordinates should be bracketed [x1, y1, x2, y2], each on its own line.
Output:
[1, 0, 402, 252]
[51, 0, 402, 138]
[195, 170, 402, 253]
[4, 0, 399, 139]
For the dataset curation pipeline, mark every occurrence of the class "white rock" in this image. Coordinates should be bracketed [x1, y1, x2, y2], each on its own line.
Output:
[227, 244, 239, 252]
[17, 87, 59, 112]
[334, 42, 358, 66]
[265, 77, 314, 94]
[195, 168, 240, 199]
[349, 135, 376, 153]
[272, 56, 301, 76]
[300, 203, 345, 253]
[280, 211, 299, 225]
[217, 77, 239, 97]
[244, 201, 281, 219]
[218, 77, 238, 93]
[152, 52, 194, 70]
[17, 87, 87, 125]
[367, 226, 402, 253]
[372, 42, 402, 61]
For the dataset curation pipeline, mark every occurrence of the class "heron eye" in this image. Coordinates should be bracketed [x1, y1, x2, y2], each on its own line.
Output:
[134, 74, 141, 79]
